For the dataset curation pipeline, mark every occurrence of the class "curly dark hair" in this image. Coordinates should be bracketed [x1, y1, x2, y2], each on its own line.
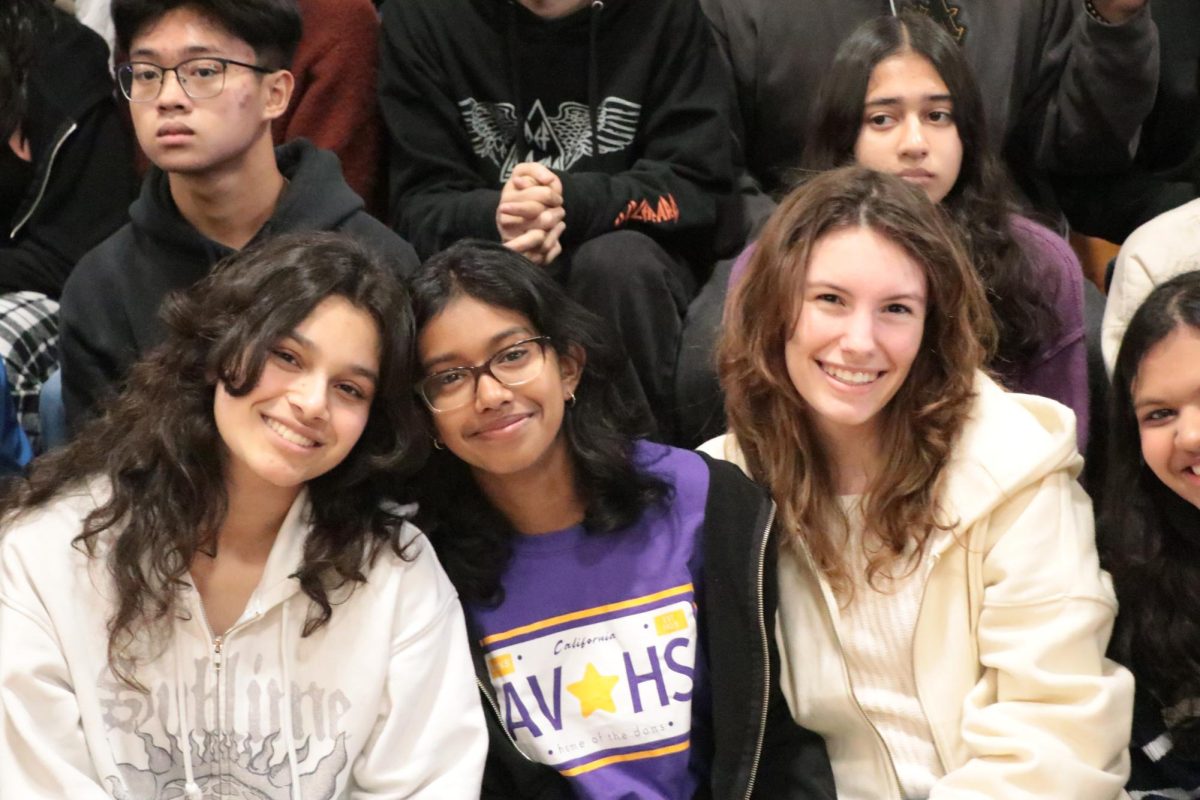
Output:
[1101, 271, 1200, 756]
[410, 240, 670, 606]
[0, 231, 426, 687]
[800, 12, 1058, 377]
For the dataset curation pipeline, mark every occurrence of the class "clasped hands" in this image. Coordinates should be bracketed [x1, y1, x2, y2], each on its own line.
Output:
[496, 162, 567, 266]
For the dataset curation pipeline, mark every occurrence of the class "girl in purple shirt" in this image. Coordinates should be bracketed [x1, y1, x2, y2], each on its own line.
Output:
[409, 240, 833, 799]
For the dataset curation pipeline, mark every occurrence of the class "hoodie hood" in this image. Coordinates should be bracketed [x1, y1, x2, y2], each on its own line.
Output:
[700, 371, 1083, 541]
[21, 7, 115, 165]
[129, 139, 366, 261]
[938, 372, 1083, 538]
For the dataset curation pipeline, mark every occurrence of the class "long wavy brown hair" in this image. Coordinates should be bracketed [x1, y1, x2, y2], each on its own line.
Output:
[0, 232, 426, 687]
[801, 13, 1058, 380]
[719, 166, 994, 594]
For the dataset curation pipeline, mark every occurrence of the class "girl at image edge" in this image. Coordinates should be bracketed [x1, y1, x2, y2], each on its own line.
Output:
[0, 232, 486, 799]
[1102, 271, 1200, 798]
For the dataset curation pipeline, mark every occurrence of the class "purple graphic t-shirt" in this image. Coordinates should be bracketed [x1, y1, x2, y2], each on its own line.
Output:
[470, 442, 709, 799]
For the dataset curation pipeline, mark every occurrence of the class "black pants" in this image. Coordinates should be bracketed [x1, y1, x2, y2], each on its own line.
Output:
[556, 230, 696, 442]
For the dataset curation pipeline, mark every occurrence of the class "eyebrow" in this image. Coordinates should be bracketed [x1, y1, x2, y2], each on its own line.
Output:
[423, 326, 534, 371]
[1133, 395, 1166, 411]
[130, 44, 224, 59]
[864, 94, 954, 107]
[807, 281, 926, 304]
[288, 331, 379, 383]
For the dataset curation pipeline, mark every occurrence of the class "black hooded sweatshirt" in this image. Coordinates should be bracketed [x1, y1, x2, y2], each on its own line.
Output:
[59, 139, 419, 429]
[379, 0, 736, 261]
[1, 6, 135, 298]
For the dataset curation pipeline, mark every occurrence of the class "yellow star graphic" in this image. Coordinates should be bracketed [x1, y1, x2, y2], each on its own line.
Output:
[566, 662, 620, 718]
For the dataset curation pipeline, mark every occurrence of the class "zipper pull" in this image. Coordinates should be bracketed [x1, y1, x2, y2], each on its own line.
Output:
[213, 636, 224, 674]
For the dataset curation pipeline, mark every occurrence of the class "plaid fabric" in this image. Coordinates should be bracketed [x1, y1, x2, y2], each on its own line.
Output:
[0, 291, 59, 450]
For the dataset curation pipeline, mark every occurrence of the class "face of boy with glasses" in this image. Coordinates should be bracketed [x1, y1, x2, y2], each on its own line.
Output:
[120, 6, 291, 177]
[417, 294, 582, 481]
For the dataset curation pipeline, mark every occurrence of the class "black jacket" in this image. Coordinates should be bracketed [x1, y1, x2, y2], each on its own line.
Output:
[1, 7, 135, 298]
[59, 139, 419, 428]
[379, 0, 736, 262]
[466, 454, 836, 798]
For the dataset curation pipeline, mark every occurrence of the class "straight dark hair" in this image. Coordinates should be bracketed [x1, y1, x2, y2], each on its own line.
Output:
[802, 12, 1058, 376]
[410, 240, 670, 606]
[1102, 270, 1200, 755]
[113, 0, 302, 69]
[0, 232, 426, 687]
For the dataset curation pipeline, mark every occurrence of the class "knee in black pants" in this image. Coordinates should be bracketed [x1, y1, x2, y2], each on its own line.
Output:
[560, 231, 697, 441]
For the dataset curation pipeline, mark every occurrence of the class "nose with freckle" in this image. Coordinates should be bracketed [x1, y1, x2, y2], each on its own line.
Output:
[287, 373, 329, 422]
[899, 114, 929, 158]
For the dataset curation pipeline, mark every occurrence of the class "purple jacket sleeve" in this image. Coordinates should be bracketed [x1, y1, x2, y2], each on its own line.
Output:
[1007, 216, 1089, 454]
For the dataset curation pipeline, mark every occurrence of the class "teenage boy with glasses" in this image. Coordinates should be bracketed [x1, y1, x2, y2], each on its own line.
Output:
[58, 0, 418, 431]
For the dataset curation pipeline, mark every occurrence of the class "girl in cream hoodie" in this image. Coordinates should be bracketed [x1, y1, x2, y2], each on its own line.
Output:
[0, 232, 486, 799]
[702, 167, 1133, 799]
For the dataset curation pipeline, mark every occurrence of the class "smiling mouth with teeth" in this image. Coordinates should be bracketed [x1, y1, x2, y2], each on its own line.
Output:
[820, 362, 882, 386]
[264, 416, 319, 448]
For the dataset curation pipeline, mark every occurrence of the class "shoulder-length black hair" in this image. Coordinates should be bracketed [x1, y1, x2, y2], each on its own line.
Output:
[1102, 270, 1200, 754]
[410, 240, 670, 606]
[801, 11, 1058, 375]
[0, 231, 426, 686]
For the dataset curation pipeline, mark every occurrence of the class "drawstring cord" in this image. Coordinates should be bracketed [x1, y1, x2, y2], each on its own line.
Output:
[174, 628, 201, 800]
[280, 601, 303, 800]
[174, 599, 303, 799]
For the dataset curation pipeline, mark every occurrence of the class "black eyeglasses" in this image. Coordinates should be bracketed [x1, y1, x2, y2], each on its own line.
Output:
[417, 337, 552, 412]
[116, 57, 274, 102]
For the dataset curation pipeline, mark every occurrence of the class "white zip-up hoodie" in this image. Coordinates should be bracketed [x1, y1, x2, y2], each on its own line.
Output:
[0, 482, 487, 799]
[701, 373, 1135, 799]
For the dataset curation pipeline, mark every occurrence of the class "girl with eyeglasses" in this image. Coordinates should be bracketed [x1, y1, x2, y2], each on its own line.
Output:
[704, 165, 1132, 799]
[410, 239, 834, 799]
[1100, 271, 1200, 798]
[0, 232, 486, 798]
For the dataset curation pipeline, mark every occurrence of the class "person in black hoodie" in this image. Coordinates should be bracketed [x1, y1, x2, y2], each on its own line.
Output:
[379, 0, 736, 440]
[0, 0, 135, 443]
[59, 0, 418, 432]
